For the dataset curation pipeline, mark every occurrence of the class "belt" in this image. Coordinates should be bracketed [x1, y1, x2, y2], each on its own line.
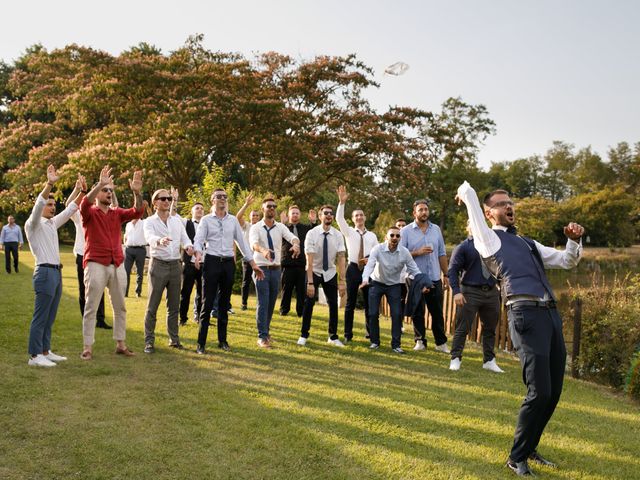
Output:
[507, 300, 556, 310]
[38, 263, 61, 270]
[462, 283, 494, 292]
[262, 265, 281, 270]
[127, 245, 146, 248]
[206, 254, 235, 263]
[151, 258, 181, 264]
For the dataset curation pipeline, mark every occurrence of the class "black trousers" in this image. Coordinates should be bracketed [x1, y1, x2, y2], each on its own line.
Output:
[508, 304, 566, 462]
[124, 246, 146, 296]
[411, 279, 447, 346]
[301, 273, 339, 340]
[4, 241, 19, 273]
[198, 255, 235, 347]
[451, 285, 500, 362]
[279, 266, 306, 317]
[368, 281, 403, 348]
[344, 262, 369, 339]
[75, 254, 105, 323]
[180, 262, 202, 323]
[240, 260, 253, 306]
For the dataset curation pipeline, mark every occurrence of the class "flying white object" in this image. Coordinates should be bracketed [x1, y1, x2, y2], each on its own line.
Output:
[384, 62, 410, 76]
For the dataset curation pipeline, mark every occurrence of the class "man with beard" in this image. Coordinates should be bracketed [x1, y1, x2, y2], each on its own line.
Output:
[249, 198, 300, 347]
[297, 205, 347, 347]
[456, 182, 583, 476]
[399, 199, 450, 353]
[1, 215, 23, 273]
[179, 201, 205, 325]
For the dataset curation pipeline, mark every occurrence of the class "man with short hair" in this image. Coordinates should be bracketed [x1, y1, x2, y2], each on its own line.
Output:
[237, 194, 259, 310]
[250, 198, 300, 347]
[1, 215, 23, 273]
[447, 224, 504, 373]
[123, 216, 147, 298]
[193, 188, 264, 353]
[298, 205, 347, 347]
[456, 182, 583, 476]
[361, 226, 421, 353]
[395, 218, 408, 317]
[399, 199, 450, 353]
[336, 186, 378, 343]
[179, 201, 205, 325]
[142, 189, 193, 353]
[26, 166, 85, 367]
[80, 166, 144, 360]
[279, 206, 317, 317]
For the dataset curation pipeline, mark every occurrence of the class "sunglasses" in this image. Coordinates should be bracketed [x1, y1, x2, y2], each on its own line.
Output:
[101, 188, 114, 193]
[265, 204, 277, 209]
[156, 196, 172, 202]
[388, 234, 401, 238]
[214, 194, 228, 199]
[322, 211, 333, 216]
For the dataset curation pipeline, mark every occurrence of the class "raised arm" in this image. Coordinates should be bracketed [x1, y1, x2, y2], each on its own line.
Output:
[86, 166, 113, 204]
[236, 193, 254, 227]
[335, 185, 350, 234]
[129, 170, 143, 211]
[456, 181, 500, 258]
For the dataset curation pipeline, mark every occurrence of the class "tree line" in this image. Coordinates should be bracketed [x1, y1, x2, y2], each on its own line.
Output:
[1, 35, 638, 246]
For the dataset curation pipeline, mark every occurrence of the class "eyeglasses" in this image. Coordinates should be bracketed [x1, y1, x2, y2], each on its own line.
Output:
[322, 211, 333, 216]
[265, 204, 277, 209]
[214, 194, 228, 200]
[491, 200, 514, 208]
[101, 188, 114, 193]
[156, 196, 172, 202]
[388, 234, 401, 238]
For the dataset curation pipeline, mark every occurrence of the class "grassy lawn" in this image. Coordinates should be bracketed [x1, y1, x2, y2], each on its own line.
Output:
[1, 247, 639, 480]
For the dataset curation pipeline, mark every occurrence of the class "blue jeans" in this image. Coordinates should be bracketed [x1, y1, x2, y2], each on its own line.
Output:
[368, 281, 403, 348]
[254, 268, 281, 339]
[28, 265, 62, 355]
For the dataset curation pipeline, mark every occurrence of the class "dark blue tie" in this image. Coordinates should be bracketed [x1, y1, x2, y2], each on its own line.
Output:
[322, 232, 329, 271]
[264, 225, 275, 259]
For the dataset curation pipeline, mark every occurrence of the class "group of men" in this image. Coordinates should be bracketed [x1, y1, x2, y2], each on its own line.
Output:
[21, 164, 584, 477]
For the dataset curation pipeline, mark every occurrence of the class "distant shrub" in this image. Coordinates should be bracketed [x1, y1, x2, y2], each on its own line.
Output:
[625, 352, 640, 401]
[571, 274, 640, 389]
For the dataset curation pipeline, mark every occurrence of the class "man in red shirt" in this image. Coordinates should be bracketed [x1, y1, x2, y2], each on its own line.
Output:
[80, 166, 144, 360]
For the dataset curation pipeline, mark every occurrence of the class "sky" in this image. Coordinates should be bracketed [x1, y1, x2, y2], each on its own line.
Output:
[2, 0, 639, 169]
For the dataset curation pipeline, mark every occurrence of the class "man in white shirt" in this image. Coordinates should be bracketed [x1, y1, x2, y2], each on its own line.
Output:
[297, 205, 347, 347]
[193, 188, 264, 353]
[237, 193, 260, 310]
[124, 216, 147, 298]
[25, 166, 85, 367]
[456, 182, 583, 476]
[336, 186, 378, 343]
[142, 189, 193, 353]
[249, 197, 300, 347]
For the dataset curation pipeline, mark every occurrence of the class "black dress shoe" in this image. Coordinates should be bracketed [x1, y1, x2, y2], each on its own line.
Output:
[169, 343, 184, 350]
[196, 345, 205, 355]
[506, 458, 534, 476]
[179, 320, 187, 326]
[96, 322, 113, 330]
[218, 341, 231, 352]
[529, 451, 556, 468]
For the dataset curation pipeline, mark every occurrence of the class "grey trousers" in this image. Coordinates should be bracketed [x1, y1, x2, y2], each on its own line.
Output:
[144, 258, 182, 345]
[451, 284, 500, 362]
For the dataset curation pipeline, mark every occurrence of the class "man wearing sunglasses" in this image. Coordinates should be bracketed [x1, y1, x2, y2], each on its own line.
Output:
[80, 166, 144, 360]
[456, 182, 583, 476]
[142, 189, 193, 353]
[298, 205, 347, 347]
[249, 198, 300, 347]
[193, 188, 264, 353]
[360, 226, 421, 353]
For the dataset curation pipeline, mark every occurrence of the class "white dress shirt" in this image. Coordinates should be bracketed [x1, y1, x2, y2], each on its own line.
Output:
[71, 212, 85, 256]
[25, 195, 78, 266]
[336, 203, 378, 264]
[124, 219, 147, 247]
[144, 213, 192, 261]
[362, 243, 421, 285]
[304, 225, 346, 280]
[249, 220, 298, 267]
[193, 212, 253, 262]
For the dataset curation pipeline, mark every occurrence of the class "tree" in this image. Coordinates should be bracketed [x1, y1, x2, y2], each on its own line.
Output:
[539, 141, 575, 201]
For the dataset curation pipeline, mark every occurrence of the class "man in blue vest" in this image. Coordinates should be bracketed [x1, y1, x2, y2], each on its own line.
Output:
[456, 182, 584, 476]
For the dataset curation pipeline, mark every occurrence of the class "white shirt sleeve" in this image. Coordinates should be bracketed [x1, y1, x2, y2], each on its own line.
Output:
[534, 238, 582, 270]
[335, 203, 351, 236]
[456, 181, 501, 258]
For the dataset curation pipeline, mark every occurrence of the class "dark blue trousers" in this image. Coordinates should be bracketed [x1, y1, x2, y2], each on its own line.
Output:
[367, 281, 403, 348]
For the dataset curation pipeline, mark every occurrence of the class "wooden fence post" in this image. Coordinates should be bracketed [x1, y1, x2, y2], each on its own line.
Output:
[572, 297, 583, 378]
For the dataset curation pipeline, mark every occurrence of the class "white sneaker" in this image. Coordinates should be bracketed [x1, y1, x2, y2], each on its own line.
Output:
[45, 351, 67, 362]
[413, 340, 426, 351]
[435, 343, 450, 353]
[449, 357, 461, 371]
[327, 338, 345, 347]
[483, 358, 505, 373]
[28, 354, 57, 367]
[296, 336, 307, 346]
[369, 343, 380, 349]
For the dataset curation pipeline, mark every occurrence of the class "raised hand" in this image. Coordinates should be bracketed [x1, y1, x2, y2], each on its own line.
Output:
[563, 223, 584, 240]
[337, 185, 348, 204]
[171, 186, 179, 201]
[46, 165, 59, 184]
[129, 170, 143, 193]
[280, 211, 289, 223]
[244, 192, 254, 206]
[99, 166, 113, 186]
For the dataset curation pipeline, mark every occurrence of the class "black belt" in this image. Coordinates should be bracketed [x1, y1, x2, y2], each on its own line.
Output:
[206, 254, 235, 263]
[38, 263, 61, 270]
[127, 245, 146, 248]
[261, 265, 281, 270]
[507, 300, 556, 310]
[152, 258, 181, 264]
[462, 283, 494, 292]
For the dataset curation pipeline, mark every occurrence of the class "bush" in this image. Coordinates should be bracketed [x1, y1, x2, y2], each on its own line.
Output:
[625, 352, 640, 401]
[571, 274, 640, 388]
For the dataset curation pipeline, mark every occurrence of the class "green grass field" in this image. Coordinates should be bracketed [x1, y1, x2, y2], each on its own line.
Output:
[1, 247, 639, 480]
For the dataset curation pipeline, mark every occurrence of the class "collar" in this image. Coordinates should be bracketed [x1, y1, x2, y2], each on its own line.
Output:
[492, 225, 508, 231]
[381, 243, 398, 253]
[411, 220, 431, 229]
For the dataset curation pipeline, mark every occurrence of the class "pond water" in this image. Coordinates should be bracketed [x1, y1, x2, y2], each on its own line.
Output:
[547, 264, 638, 296]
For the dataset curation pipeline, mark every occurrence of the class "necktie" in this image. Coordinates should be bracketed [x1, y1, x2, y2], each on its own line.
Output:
[264, 225, 275, 262]
[357, 230, 365, 271]
[506, 225, 517, 235]
[322, 232, 329, 271]
[293, 224, 298, 237]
